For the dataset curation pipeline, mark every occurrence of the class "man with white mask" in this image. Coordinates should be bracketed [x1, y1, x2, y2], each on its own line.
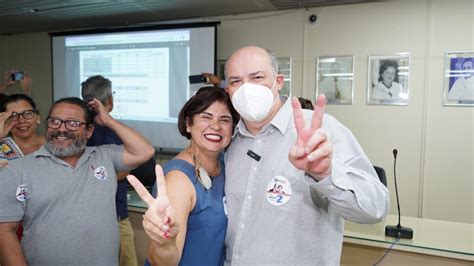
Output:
[223, 46, 389, 265]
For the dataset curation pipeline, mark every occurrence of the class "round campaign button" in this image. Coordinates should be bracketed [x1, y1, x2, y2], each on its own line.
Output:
[16, 184, 29, 202]
[94, 166, 108, 180]
[266, 175, 292, 206]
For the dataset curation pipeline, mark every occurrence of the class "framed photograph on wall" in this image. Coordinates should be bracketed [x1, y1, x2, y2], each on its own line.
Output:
[316, 55, 354, 104]
[217, 59, 227, 82]
[278, 57, 292, 97]
[443, 51, 474, 106]
[367, 53, 410, 105]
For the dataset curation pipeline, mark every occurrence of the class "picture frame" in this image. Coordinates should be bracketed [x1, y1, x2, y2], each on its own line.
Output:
[367, 53, 410, 105]
[316, 55, 354, 105]
[443, 51, 474, 106]
[278, 57, 292, 97]
[217, 59, 227, 82]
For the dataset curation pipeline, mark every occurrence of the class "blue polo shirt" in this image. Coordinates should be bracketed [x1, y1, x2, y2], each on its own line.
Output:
[87, 124, 128, 220]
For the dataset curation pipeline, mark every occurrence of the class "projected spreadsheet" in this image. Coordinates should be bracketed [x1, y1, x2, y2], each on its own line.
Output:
[79, 48, 171, 122]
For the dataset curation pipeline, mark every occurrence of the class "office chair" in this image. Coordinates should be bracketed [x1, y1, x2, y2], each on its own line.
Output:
[373, 166, 387, 187]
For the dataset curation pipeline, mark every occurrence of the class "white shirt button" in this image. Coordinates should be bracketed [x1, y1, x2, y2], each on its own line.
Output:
[247, 195, 252, 200]
[240, 224, 245, 229]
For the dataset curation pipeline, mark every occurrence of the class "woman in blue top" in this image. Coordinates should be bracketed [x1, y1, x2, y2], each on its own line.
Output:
[128, 87, 239, 265]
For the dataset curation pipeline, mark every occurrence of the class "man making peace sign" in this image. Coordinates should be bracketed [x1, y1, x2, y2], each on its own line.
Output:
[223, 46, 389, 265]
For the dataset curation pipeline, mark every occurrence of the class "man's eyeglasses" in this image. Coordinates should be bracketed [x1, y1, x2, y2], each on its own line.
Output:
[46, 117, 88, 131]
[9, 110, 38, 121]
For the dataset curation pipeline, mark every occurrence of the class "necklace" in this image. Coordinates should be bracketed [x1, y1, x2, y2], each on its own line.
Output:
[185, 149, 219, 190]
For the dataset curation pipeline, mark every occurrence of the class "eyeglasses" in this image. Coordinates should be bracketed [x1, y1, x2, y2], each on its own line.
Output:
[46, 117, 88, 131]
[9, 110, 38, 121]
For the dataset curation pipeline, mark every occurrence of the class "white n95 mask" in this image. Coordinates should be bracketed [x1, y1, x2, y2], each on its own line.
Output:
[231, 80, 277, 122]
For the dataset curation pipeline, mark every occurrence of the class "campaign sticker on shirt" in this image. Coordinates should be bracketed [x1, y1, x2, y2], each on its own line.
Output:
[266, 175, 292, 206]
[222, 196, 228, 217]
[93, 166, 108, 181]
[16, 184, 29, 202]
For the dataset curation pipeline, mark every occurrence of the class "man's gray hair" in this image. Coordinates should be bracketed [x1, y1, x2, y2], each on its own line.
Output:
[81, 75, 112, 105]
[265, 48, 279, 76]
[225, 47, 279, 80]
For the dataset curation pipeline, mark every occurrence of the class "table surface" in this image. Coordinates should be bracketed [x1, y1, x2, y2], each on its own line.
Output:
[127, 190, 473, 260]
[344, 215, 473, 260]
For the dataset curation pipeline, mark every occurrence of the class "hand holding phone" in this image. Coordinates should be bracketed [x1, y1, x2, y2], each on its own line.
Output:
[11, 71, 24, 81]
[189, 74, 209, 84]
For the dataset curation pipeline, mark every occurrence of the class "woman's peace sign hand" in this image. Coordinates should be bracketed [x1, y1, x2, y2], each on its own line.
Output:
[127, 164, 179, 245]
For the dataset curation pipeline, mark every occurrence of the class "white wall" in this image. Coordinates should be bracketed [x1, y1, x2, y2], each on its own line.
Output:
[0, 33, 51, 133]
[212, 0, 473, 223]
[0, 0, 472, 223]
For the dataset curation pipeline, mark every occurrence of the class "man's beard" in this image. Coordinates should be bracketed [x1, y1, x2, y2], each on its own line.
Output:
[45, 130, 87, 157]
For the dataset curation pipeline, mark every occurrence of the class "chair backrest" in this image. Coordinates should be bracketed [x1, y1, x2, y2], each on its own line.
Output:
[373, 165, 387, 187]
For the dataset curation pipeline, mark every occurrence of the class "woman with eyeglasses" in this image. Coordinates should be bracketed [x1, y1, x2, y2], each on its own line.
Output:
[0, 94, 44, 165]
[127, 87, 239, 266]
[0, 94, 44, 240]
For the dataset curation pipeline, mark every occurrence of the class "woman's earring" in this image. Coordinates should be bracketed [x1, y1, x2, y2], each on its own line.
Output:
[186, 127, 191, 133]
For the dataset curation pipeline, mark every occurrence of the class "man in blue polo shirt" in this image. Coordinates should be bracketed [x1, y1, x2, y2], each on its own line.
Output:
[81, 75, 140, 266]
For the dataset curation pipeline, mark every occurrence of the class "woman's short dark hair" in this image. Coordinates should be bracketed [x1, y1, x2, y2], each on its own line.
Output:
[48, 97, 96, 125]
[378, 60, 400, 83]
[178, 87, 239, 139]
[1, 94, 39, 113]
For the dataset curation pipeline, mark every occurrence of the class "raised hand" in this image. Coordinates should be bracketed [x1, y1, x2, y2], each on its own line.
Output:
[288, 95, 333, 181]
[127, 165, 179, 245]
[4, 69, 19, 86]
[201, 72, 221, 86]
[0, 69, 19, 93]
[87, 98, 113, 127]
[0, 111, 14, 139]
[20, 73, 32, 96]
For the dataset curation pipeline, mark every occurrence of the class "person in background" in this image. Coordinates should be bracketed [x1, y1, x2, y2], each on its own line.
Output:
[0, 69, 32, 96]
[128, 87, 239, 266]
[448, 59, 474, 101]
[223, 46, 389, 265]
[371, 60, 403, 100]
[81, 75, 139, 266]
[0, 94, 44, 161]
[0, 97, 154, 265]
[0, 94, 45, 240]
[297, 97, 314, 110]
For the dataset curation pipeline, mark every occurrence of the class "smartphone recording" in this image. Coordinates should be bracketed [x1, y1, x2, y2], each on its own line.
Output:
[189, 74, 207, 84]
[11, 71, 24, 81]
